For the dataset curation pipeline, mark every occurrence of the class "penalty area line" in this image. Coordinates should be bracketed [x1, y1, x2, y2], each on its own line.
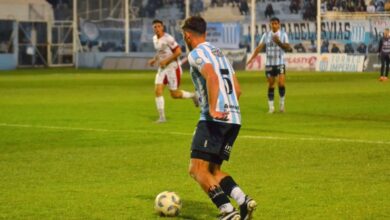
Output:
[0, 122, 389, 145]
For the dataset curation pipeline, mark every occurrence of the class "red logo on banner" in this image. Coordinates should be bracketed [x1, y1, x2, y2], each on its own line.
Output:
[247, 55, 262, 70]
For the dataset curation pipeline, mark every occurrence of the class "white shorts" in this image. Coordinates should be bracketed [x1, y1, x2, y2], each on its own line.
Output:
[154, 62, 182, 90]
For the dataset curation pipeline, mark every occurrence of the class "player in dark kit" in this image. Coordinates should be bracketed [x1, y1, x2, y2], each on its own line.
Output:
[182, 16, 257, 220]
[378, 28, 390, 81]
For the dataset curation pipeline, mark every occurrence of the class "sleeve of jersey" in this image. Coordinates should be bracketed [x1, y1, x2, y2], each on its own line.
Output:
[188, 49, 211, 71]
[283, 33, 289, 43]
[167, 35, 179, 50]
[259, 33, 266, 45]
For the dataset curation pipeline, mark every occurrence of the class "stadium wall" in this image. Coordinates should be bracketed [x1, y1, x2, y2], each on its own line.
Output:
[78, 52, 156, 70]
[0, 54, 17, 70]
[78, 50, 246, 71]
[77, 52, 126, 68]
[78, 52, 375, 73]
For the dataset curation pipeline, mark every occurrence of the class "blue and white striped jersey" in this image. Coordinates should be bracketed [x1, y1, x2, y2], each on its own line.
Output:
[188, 42, 241, 125]
[260, 30, 289, 66]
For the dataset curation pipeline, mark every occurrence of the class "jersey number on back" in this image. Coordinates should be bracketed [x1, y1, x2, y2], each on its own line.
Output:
[221, 69, 233, 95]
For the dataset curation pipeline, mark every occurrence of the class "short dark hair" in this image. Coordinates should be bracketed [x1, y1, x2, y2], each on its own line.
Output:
[181, 16, 206, 34]
[270, 17, 280, 23]
[152, 19, 163, 25]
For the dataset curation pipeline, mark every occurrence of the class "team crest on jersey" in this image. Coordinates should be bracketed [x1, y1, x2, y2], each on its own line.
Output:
[211, 48, 224, 57]
[195, 57, 203, 65]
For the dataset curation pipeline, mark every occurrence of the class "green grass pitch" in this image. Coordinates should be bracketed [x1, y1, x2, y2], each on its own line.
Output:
[0, 68, 389, 219]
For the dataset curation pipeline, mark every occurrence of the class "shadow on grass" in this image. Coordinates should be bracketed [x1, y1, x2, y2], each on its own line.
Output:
[135, 194, 217, 220]
[176, 199, 217, 220]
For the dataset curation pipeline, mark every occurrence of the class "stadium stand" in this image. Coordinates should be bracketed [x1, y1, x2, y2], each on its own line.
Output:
[1, 0, 389, 71]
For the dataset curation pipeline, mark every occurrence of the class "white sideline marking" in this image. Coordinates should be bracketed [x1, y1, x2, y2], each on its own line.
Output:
[0, 122, 389, 145]
[240, 135, 390, 145]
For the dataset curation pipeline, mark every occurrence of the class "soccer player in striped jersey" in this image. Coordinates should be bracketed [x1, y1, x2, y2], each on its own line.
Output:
[182, 16, 257, 220]
[247, 17, 292, 113]
[148, 19, 199, 123]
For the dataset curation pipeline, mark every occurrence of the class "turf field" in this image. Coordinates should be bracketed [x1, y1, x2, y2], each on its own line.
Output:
[0, 68, 389, 219]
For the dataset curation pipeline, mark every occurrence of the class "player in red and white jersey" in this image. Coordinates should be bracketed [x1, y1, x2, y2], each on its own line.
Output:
[148, 19, 198, 123]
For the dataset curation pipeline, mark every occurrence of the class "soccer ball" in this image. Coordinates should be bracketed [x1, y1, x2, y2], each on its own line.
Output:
[154, 191, 182, 217]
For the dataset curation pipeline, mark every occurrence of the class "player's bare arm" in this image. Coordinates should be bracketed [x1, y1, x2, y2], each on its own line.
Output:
[272, 35, 292, 52]
[200, 63, 229, 121]
[148, 54, 158, 66]
[233, 74, 241, 100]
[246, 43, 265, 65]
[159, 46, 182, 68]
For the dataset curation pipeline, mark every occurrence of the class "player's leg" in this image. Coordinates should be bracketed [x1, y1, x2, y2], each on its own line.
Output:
[266, 68, 276, 113]
[154, 70, 167, 123]
[385, 55, 389, 79]
[213, 165, 257, 220]
[167, 66, 199, 106]
[277, 65, 286, 112]
[168, 90, 185, 99]
[189, 159, 239, 219]
[213, 167, 252, 216]
[212, 123, 257, 220]
[380, 55, 386, 80]
[189, 121, 239, 219]
[155, 84, 166, 122]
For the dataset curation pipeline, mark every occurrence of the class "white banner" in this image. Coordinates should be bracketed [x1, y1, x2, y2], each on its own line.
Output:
[246, 53, 317, 71]
[316, 54, 365, 72]
[246, 53, 365, 72]
[285, 54, 317, 71]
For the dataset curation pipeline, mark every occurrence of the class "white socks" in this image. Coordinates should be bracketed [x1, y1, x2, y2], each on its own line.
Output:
[268, 100, 274, 111]
[280, 96, 285, 106]
[231, 186, 246, 205]
[219, 203, 235, 213]
[181, 90, 195, 98]
[155, 91, 195, 121]
[218, 186, 247, 213]
[155, 96, 165, 119]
